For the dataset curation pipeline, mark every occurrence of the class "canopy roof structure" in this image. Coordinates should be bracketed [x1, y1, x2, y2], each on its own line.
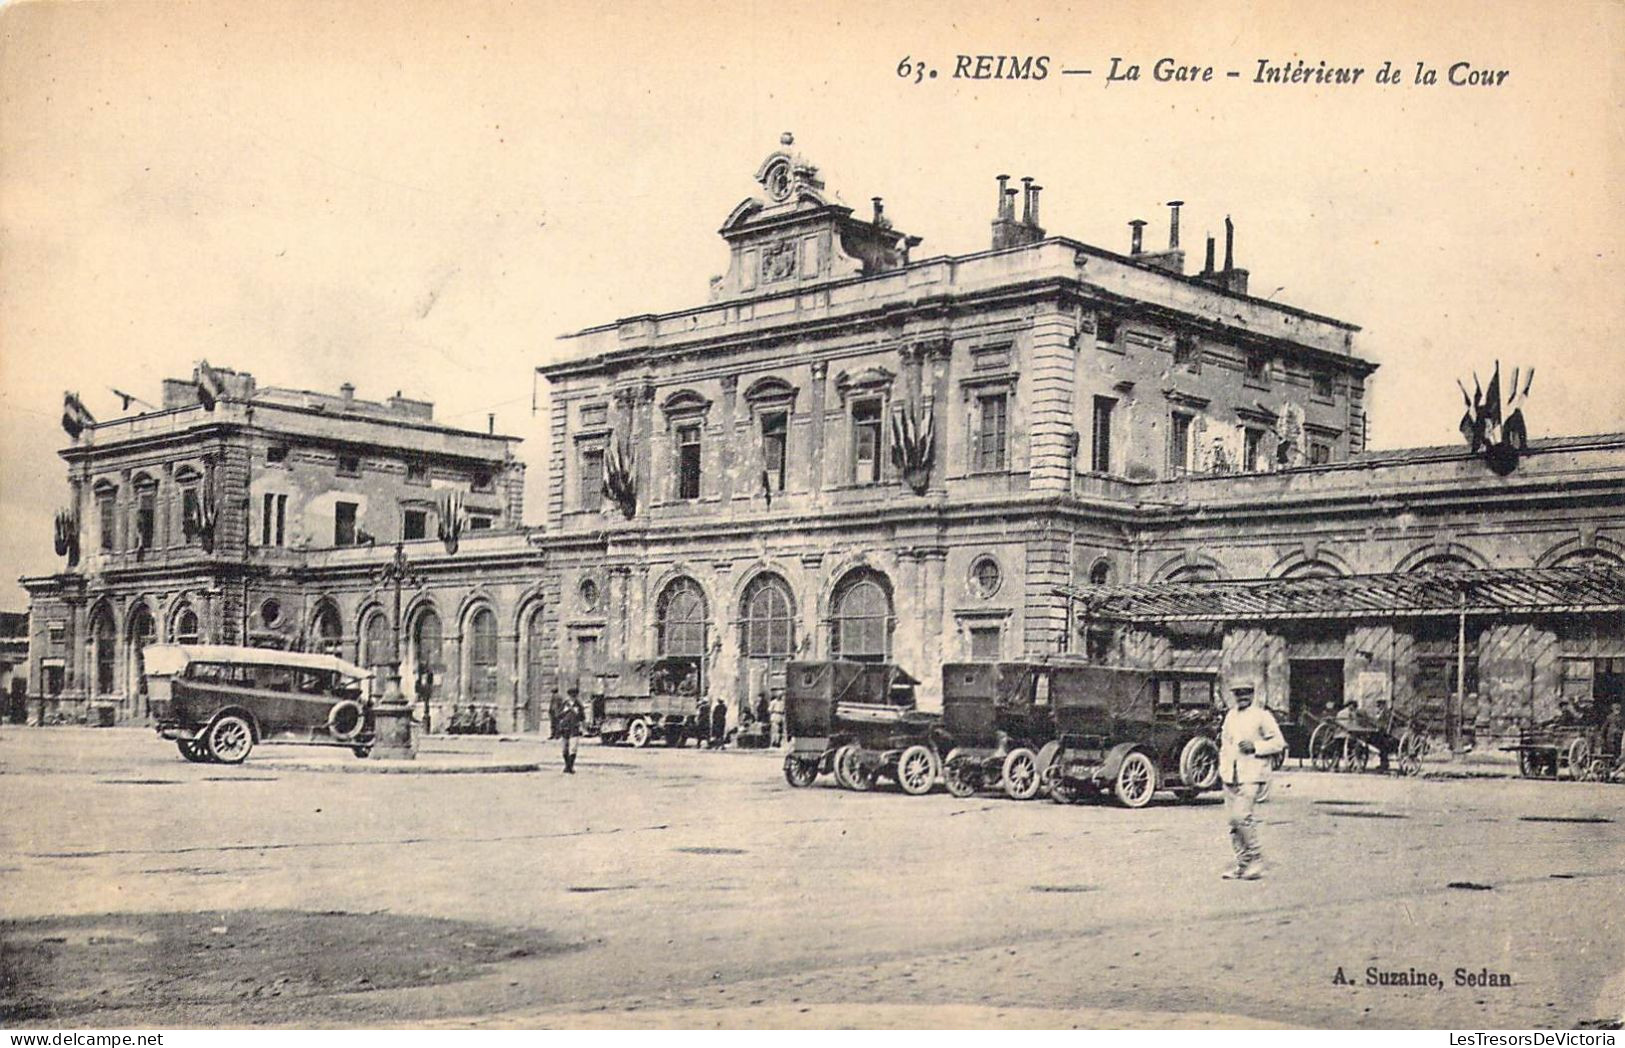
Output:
[1061, 566, 1625, 625]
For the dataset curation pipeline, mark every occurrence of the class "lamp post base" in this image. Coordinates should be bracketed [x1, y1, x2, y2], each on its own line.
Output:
[370, 702, 417, 759]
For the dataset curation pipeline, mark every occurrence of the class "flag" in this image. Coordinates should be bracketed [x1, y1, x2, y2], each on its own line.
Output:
[437, 490, 465, 554]
[197, 360, 225, 411]
[1482, 361, 1502, 431]
[61, 392, 96, 438]
[602, 434, 637, 518]
[889, 400, 935, 493]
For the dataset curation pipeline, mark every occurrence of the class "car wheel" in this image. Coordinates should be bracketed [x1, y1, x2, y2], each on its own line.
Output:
[205, 714, 254, 765]
[627, 718, 651, 748]
[1568, 737, 1594, 781]
[842, 748, 873, 792]
[177, 738, 212, 763]
[895, 744, 937, 796]
[1178, 736, 1220, 791]
[783, 754, 817, 788]
[943, 755, 978, 798]
[1001, 747, 1041, 800]
[1113, 751, 1157, 809]
[832, 744, 860, 790]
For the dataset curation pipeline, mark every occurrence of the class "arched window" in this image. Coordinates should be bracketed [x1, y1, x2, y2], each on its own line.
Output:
[173, 606, 201, 645]
[467, 607, 498, 703]
[411, 608, 442, 673]
[740, 574, 794, 658]
[1089, 561, 1112, 586]
[523, 604, 548, 714]
[127, 605, 156, 702]
[831, 569, 893, 661]
[311, 603, 342, 656]
[90, 605, 117, 695]
[657, 578, 708, 657]
[362, 611, 391, 670]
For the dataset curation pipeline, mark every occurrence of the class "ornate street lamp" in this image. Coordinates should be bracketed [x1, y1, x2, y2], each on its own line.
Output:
[370, 541, 425, 759]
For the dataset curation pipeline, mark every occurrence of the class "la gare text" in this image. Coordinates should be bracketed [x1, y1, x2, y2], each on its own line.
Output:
[937, 55, 1509, 87]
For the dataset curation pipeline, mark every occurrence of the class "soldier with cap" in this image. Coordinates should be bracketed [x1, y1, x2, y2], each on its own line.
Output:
[556, 682, 584, 774]
[1218, 682, 1287, 880]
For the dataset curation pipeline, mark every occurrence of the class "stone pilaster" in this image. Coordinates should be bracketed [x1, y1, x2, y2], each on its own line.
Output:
[917, 546, 947, 712]
[1026, 299, 1078, 491]
[718, 374, 738, 505]
[808, 361, 828, 497]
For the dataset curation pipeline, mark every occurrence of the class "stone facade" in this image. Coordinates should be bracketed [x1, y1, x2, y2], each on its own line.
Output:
[22, 139, 1625, 746]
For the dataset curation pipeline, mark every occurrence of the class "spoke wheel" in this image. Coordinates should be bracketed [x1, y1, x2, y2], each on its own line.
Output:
[896, 744, 938, 796]
[1001, 748, 1040, 800]
[835, 744, 870, 791]
[176, 738, 212, 763]
[1178, 735, 1220, 791]
[1113, 751, 1157, 809]
[943, 755, 978, 798]
[626, 718, 651, 748]
[783, 754, 817, 788]
[1310, 726, 1336, 772]
[205, 714, 254, 765]
[1568, 737, 1595, 781]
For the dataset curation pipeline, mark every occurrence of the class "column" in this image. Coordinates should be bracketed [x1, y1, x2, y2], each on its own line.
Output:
[718, 374, 738, 505]
[918, 546, 947, 712]
[807, 361, 828, 497]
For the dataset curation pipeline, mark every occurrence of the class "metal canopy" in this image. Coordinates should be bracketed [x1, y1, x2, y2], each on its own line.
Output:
[1060, 566, 1625, 624]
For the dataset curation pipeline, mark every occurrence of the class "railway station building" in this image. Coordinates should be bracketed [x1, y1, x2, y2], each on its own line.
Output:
[22, 136, 1625, 748]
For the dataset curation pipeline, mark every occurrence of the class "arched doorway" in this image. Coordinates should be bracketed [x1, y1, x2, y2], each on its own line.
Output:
[465, 606, 499, 729]
[656, 578, 709, 712]
[126, 604, 157, 718]
[830, 569, 893, 662]
[408, 606, 443, 728]
[739, 573, 794, 727]
[521, 604, 547, 732]
[361, 610, 391, 700]
[89, 604, 117, 698]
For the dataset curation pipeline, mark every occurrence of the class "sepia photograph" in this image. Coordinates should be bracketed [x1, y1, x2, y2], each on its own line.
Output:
[1, 0, 1622, 1033]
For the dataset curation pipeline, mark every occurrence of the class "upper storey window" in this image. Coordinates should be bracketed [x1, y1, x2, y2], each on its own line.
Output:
[96, 484, 117, 552]
[471, 468, 495, 493]
[660, 389, 713, 503]
[761, 411, 788, 493]
[975, 392, 1009, 472]
[676, 423, 702, 500]
[1313, 371, 1337, 401]
[1169, 412, 1194, 476]
[851, 398, 883, 484]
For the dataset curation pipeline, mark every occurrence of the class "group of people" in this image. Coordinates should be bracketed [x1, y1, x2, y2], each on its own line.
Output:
[548, 685, 790, 773]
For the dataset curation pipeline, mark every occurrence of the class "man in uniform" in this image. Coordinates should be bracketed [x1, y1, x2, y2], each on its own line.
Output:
[556, 684, 584, 774]
[1219, 683, 1287, 880]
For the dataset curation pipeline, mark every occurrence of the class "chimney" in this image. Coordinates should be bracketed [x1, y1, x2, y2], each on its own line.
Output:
[339, 382, 355, 404]
[1167, 201, 1183, 250]
[872, 197, 884, 225]
[995, 174, 1010, 219]
[488, 413, 495, 435]
[1020, 177, 1034, 225]
[1216, 215, 1250, 294]
[1028, 184, 1042, 229]
[1223, 215, 1235, 271]
[1004, 188, 1019, 220]
[1203, 235, 1216, 275]
[1129, 219, 1147, 255]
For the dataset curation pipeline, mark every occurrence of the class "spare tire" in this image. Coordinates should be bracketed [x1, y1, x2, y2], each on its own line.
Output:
[327, 699, 366, 742]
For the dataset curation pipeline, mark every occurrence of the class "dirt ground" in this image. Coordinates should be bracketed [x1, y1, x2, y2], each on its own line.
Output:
[1, 726, 1621, 1029]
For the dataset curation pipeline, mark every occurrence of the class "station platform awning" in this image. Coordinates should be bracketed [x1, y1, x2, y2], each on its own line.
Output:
[1059, 566, 1625, 624]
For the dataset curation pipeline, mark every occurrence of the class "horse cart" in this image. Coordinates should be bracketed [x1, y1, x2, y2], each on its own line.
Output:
[780, 661, 947, 794]
[1039, 665, 1221, 809]
[1501, 721, 1616, 781]
[1307, 706, 1433, 776]
[582, 658, 705, 748]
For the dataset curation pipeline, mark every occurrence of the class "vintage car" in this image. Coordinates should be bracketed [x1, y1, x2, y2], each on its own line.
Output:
[1039, 665, 1221, 808]
[144, 644, 375, 764]
[579, 658, 706, 747]
[939, 661, 1063, 800]
[781, 660, 946, 794]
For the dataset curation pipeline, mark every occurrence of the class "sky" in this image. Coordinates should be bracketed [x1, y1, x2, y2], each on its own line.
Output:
[2, 0, 1622, 606]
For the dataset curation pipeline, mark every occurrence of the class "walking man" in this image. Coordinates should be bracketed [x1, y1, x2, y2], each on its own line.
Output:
[1219, 683, 1286, 880]
[556, 684, 584, 774]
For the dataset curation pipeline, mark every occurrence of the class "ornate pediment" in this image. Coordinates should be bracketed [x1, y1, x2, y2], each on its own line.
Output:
[834, 366, 896, 401]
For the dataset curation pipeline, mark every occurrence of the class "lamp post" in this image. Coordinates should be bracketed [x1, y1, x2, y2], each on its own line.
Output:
[370, 541, 424, 759]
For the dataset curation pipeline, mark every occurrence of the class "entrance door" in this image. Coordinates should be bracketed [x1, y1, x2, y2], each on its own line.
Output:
[1289, 658, 1345, 723]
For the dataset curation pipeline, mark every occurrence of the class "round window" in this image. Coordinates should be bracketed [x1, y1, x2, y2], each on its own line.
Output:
[970, 557, 1002, 598]
[579, 578, 601, 612]
[259, 599, 282, 629]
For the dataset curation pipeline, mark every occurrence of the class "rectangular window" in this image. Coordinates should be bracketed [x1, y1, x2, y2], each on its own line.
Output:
[136, 488, 156, 549]
[676, 423, 702, 500]
[337, 454, 360, 477]
[1174, 334, 1198, 367]
[266, 444, 289, 464]
[976, 393, 1008, 472]
[851, 399, 882, 484]
[405, 462, 428, 486]
[334, 501, 358, 546]
[99, 495, 116, 552]
[761, 412, 787, 492]
[468, 514, 494, 531]
[1169, 413, 1193, 476]
[1244, 428, 1266, 472]
[1090, 396, 1115, 473]
[970, 626, 1001, 662]
[180, 488, 200, 545]
[1095, 313, 1119, 345]
[1310, 441, 1332, 465]
[1313, 372, 1336, 400]
[577, 635, 600, 671]
[471, 469, 495, 493]
[1245, 352, 1270, 385]
[402, 508, 427, 541]
[260, 493, 287, 546]
[580, 445, 604, 511]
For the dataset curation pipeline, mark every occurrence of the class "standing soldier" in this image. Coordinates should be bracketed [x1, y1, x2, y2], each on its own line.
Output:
[1219, 683, 1286, 880]
[556, 684, 584, 774]
[769, 688, 785, 748]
